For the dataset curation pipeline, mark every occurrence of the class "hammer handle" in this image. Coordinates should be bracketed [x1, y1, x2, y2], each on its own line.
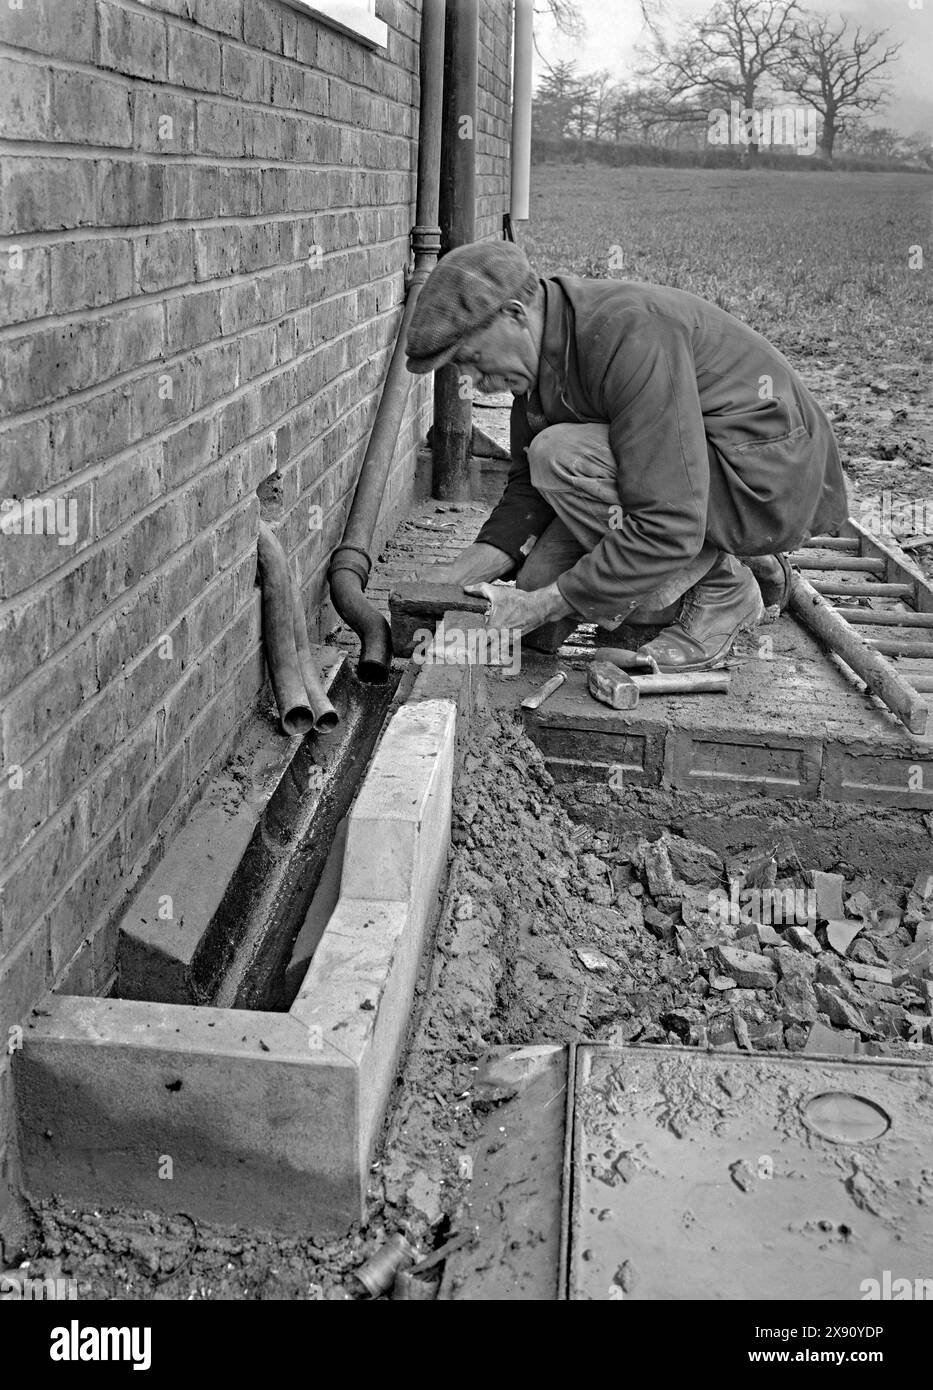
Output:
[631, 671, 730, 695]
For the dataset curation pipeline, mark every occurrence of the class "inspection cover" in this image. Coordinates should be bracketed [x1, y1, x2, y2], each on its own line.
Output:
[567, 1045, 933, 1301]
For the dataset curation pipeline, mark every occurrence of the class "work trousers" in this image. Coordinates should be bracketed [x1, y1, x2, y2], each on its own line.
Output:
[514, 422, 719, 652]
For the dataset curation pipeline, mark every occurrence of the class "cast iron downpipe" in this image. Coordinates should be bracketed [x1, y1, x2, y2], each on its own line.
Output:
[327, 0, 445, 683]
[257, 521, 339, 736]
[510, 0, 533, 223]
[432, 0, 479, 501]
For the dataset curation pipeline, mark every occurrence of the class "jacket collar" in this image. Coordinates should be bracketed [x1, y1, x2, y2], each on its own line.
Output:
[539, 276, 570, 382]
[531, 276, 583, 421]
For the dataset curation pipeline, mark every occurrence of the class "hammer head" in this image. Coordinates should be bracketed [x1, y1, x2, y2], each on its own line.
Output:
[588, 660, 639, 709]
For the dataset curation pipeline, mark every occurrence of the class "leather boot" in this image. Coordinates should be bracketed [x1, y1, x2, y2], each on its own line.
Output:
[745, 553, 792, 611]
[592, 601, 681, 649]
[637, 553, 765, 672]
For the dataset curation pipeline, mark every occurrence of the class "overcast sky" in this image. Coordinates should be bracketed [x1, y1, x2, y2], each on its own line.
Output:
[532, 0, 933, 134]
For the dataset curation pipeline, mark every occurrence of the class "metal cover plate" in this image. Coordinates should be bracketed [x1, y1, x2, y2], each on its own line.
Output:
[568, 1046, 933, 1301]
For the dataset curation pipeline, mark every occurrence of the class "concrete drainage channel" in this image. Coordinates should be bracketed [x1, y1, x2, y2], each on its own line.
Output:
[14, 651, 471, 1236]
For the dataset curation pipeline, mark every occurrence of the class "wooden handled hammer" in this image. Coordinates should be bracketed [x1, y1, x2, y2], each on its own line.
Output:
[588, 659, 731, 710]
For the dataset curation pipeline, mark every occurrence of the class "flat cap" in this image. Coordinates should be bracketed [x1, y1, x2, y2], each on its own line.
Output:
[405, 240, 539, 374]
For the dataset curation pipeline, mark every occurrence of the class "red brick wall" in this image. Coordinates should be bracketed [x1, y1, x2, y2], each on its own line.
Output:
[0, 0, 514, 1212]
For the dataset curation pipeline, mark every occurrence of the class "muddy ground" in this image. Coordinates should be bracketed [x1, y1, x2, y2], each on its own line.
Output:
[7, 702, 932, 1299]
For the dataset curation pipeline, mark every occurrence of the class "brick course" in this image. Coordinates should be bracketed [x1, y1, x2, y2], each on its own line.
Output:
[0, 0, 513, 1195]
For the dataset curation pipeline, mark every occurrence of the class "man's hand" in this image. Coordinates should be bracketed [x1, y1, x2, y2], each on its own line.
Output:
[463, 579, 574, 635]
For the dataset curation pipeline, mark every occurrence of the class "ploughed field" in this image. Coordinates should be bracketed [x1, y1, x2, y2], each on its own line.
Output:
[526, 165, 933, 566]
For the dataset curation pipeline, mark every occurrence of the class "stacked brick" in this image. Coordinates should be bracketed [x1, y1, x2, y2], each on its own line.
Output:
[0, 0, 514, 1211]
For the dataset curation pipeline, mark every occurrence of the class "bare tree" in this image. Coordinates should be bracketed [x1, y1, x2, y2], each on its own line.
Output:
[535, 0, 584, 40]
[640, 0, 804, 160]
[570, 74, 597, 139]
[588, 69, 617, 141]
[775, 16, 901, 164]
[532, 0, 584, 72]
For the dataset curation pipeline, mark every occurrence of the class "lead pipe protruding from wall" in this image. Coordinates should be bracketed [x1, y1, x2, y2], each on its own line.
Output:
[257, 521, 338, 736]
[291, 578, 339, 732]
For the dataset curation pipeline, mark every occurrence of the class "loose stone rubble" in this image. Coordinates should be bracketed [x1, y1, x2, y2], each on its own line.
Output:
[451, 711, 933, 1058]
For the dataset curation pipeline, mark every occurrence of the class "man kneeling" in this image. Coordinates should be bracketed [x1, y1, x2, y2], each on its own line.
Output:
[404, 241, 847, 671]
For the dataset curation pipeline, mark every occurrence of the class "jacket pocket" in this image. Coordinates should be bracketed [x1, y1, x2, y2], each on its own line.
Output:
[711, 396, 809, 453]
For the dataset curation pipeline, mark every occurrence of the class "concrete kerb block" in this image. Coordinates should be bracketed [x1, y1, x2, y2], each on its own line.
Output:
[13, 690, 462, 1236]
[17, 998, 361, 1234]
[340, 699, 456, 909]
[388, 580, 487, 658]
[291, 900, 412, 1166]
[408, 658, 484, 779]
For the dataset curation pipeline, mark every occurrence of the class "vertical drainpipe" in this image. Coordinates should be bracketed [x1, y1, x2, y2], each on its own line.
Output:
[326, 0, 444, 681]
[510, 0, 533, 223]
[431, 0, 479, 501]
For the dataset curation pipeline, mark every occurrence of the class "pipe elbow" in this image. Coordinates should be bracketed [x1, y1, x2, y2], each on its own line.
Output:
[329, 559, 393, 684]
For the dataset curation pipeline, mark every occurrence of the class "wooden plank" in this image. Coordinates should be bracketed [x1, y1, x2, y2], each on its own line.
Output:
[789, 573, 931, 736]
[799, 537, 859, 552]
[867, 638, 933, 659]
[794, 556, 885, 573]
[811, 581, 914, 599]
[835, 608, 933, 628]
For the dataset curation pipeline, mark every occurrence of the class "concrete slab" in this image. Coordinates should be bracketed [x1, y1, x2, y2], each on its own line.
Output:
[566, 1044, 933, 1300]
[522, 607, 933, 809]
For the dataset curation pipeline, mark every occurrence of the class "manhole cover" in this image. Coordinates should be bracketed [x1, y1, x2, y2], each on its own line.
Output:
[568, 1049, 928, 1300]
[802, 1091, 891, 1144]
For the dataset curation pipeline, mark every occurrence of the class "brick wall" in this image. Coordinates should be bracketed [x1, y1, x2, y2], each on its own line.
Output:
[0, 0, 513, 1218]
[477, 0, 512, 242]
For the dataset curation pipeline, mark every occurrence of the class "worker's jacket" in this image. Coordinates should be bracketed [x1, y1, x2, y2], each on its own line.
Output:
[475, 275, 848, 622]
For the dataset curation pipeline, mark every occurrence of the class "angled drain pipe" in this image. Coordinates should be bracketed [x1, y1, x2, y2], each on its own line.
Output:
[327, 0, 445, 683]
[257, 520, 339, 735]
